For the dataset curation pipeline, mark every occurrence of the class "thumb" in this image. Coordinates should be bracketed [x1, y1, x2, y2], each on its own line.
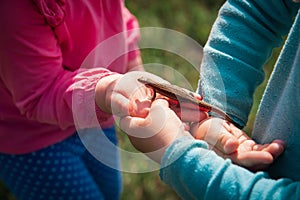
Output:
[119, 98, 171, 139]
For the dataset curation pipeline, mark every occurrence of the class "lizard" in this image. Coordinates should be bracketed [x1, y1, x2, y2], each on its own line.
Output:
[138, 77, 234, 123]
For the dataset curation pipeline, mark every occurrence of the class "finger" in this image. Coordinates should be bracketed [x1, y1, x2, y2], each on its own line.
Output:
[225, 140, 283, 171]
[110, 93, 130, 117]
[229, 123, 251, 141]
[216, 133, 240, 154]
[119, 116, 150, 138]
[230, 151, 274, 171]
[110, 71, 156, 117]
[129, 98, 170, 138]
[129, 98, 151, 118]
[213, 138, 284, 172]
[118, 98, 169, 137]
[151, 98, 186, 134]
[191, 118, 239, 154]
[194, 94, 203, 101]
[114, 88, 153, 118]
[253, 139, 285, 160]
[212, 142, 273, 171]
[181, 88, 203, 100]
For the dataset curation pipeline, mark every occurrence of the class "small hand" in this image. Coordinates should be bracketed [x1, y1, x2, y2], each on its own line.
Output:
[191, 118, 285, 171]
[119, 98, 191, 163]
[95, 71, 163, 118]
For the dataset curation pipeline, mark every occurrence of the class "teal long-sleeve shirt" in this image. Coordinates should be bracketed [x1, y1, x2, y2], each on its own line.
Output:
[160, 0, 300, 199]
[160, 137, 299, 200]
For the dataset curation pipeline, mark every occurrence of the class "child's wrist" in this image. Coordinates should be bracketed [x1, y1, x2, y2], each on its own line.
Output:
[95, 74, 123, 113]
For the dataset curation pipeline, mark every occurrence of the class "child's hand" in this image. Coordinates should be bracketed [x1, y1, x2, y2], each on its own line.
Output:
[191, 118, 285, 171]
[95, 71, 162, 118]
[119, 98, 192, 163]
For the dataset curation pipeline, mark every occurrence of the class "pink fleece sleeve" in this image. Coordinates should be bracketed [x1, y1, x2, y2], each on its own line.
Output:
[0, 0, 114, 130]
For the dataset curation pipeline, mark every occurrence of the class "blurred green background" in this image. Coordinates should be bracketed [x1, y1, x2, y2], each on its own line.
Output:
[1, 0, 280, 199]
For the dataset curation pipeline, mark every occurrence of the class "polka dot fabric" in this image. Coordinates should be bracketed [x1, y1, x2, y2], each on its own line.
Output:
[0, 127, 121, 200]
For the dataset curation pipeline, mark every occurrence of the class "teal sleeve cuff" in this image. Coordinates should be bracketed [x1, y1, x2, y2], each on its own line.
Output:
[159, 135, 298, 200]
[160, 137, 209, 170]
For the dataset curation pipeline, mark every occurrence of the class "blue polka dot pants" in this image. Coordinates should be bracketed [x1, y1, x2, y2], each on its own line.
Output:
[0, 127, 122, 200]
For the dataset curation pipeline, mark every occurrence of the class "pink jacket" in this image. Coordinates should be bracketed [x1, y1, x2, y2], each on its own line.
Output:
[0, 0, 140, 154]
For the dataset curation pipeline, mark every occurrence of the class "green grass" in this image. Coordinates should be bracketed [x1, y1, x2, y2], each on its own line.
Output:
[1, 1, 279, 199]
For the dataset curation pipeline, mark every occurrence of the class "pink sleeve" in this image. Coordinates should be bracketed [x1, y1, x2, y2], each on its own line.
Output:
[0, 0, 114, 129]
[123, 7, 141, 61]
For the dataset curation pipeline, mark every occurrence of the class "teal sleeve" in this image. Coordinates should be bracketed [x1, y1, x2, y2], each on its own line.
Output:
[160, 137, 300, 200]
[198, 0, 300, 127]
